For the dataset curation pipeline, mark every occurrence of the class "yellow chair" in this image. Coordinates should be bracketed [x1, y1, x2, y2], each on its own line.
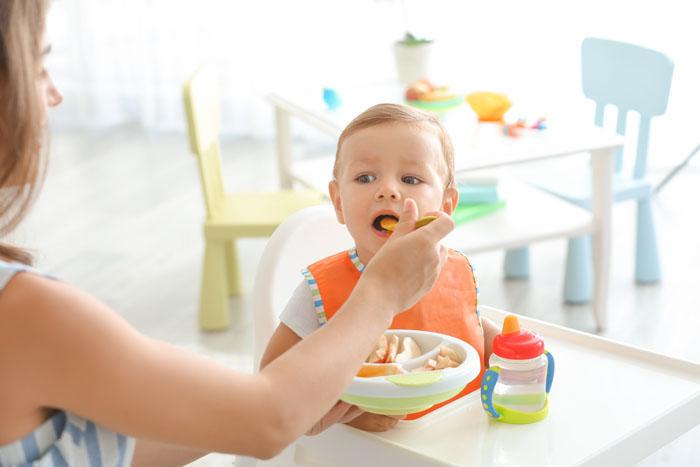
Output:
[183, 67, 324, 330]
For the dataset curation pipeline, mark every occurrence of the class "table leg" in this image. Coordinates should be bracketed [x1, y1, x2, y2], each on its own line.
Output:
[590, 147, 614, 332]
[275, 106, 293, 190]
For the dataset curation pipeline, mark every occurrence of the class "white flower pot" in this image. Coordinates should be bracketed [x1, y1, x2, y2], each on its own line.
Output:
[393, 41, 433, 85]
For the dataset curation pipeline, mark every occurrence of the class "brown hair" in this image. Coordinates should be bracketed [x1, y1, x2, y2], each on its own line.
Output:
[333, 103, 455, 189]
[0, 0, 50, 265]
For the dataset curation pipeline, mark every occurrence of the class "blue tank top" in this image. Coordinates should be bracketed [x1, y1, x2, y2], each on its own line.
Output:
[0, 261, 134, 466]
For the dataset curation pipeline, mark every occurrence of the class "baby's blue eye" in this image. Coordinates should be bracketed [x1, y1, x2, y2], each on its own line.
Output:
[356, 174, 376, 183]
[402, 176, 422, 185]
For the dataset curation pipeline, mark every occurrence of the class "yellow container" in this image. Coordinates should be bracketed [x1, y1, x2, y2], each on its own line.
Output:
[466, 92, 512, 122]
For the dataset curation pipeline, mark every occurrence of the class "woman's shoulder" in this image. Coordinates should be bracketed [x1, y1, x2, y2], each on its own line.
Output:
[0, 261, 60, 310]
[0, 263, 92, 349]
[0, 259, 41, 288]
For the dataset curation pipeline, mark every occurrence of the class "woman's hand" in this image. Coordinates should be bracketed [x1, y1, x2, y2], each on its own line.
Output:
[345, 412, 404, 432]
[305, 401, 364, 436]
[360, 198, 455, 316]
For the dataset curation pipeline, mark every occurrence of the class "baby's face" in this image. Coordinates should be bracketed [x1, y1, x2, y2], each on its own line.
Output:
[329, 122, 457, 262]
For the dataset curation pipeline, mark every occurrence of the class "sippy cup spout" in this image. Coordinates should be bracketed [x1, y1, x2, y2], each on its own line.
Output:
[501, 315, 521, 335]
[492, 314, 544, 360]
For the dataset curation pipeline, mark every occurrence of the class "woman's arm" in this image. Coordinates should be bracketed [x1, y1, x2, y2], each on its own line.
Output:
[0, 271, 400, 459]
[260, 323, 302, 370]
[131, 439, 208, 467]
[0, 199, 454, 460]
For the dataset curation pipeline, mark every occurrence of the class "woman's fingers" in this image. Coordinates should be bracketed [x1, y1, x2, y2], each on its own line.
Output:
[306, 401, 364, 436]
[390, 198, 419, 237]
[417, 209, 455, 244]
[337, 404, 364, 424]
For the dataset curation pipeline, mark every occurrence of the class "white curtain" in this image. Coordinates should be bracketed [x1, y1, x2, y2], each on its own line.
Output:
[45, 0, 700, 160]
[46, 0, 410, 137]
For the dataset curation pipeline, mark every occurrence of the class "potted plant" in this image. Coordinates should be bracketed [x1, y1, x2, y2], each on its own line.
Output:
[394, 32, 433, 85]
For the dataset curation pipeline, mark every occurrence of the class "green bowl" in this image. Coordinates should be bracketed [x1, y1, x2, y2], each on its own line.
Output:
[341, 330, 481, 415]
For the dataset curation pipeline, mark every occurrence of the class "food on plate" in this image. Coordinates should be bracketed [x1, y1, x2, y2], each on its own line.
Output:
[358, 334, 464, 377]
[366, 334, 388, 363]
[411, 346, 462, 373]
[395, 336, 421, 363]
[356, 362, 405, 378]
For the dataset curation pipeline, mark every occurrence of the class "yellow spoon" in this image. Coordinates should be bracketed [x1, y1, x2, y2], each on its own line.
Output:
[379, 215, 437, 233]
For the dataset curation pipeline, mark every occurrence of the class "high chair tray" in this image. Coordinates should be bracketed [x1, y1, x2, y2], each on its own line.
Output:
[295, 306, 700, 467]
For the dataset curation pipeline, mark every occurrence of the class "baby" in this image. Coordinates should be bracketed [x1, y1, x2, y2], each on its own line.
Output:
[261, 103, 498, 431]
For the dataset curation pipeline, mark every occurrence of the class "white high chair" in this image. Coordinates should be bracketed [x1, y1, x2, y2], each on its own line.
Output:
[251, 204, 353, 370]
[233, 206, 352, 467]
[244, 206, 699, 467]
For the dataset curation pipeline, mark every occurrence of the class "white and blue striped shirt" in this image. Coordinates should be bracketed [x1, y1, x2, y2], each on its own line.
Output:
[0, 262, 134, 466]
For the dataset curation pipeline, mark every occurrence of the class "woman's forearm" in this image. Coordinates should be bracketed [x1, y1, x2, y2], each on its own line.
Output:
[259, 279, 392, 449]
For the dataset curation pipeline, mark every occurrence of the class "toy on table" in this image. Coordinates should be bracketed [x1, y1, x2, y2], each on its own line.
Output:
[502, 117, 547, 138]
[322, 87, 341, 111]
[453, 200, 506, 224]
[480, 315, 555, 424]
[466, 92, 511, 122]
[405, 79, 463, 112]
[458, 182, 499, 205]
[454, 176, 506, 224]
[341, 329, 481, 415]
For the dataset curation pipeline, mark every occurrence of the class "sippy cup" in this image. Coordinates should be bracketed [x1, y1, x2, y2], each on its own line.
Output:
[480, 315, 554, 424]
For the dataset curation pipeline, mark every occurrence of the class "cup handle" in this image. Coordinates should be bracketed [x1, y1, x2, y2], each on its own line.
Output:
[545, 350, 555, 394]
[480, 366, 501, 418]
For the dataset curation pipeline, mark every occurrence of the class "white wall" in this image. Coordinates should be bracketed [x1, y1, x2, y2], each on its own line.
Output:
[46, 0, 700, 169]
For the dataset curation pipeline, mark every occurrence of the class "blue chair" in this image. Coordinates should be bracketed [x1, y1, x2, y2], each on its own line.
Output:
[504, 38, 674, 303]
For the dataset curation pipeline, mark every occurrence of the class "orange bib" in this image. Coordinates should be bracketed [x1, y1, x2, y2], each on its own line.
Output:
[305, 248, 485, 419]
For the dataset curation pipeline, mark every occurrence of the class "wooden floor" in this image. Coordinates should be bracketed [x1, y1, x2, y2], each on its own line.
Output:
[19, 126, 699, 466]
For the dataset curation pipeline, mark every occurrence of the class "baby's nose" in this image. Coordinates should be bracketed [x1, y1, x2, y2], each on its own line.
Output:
[375, 183, 402, 200]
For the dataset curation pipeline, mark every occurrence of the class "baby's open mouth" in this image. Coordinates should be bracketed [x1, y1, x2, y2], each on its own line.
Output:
[373, 214, 399, 232]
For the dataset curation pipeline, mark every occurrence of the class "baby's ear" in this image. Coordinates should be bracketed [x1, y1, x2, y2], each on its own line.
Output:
[328, 180, 346, 224]
[442, 187, 458, 215]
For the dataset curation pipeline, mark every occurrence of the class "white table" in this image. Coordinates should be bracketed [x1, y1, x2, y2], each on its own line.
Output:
[291, 306, 700, 467]
[267, 89, 624, 330]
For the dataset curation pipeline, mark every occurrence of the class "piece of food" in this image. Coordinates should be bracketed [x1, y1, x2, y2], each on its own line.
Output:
[405, 79, 433, 101]
[357, 363, 405, 378]
[386, 335, 400, 364]
[411, 358, 439, 373]
[435, 354, 460, 369]
[439, 345, 461, 362]
[395, 336, 421, 363]
[410, 346, 463, 373]
[420, 86, 456, 102]
[366, 334, 388, 363]
[379, 215, 437, 233]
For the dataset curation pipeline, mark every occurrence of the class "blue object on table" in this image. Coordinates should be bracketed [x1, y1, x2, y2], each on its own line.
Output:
[323, 87, 341, 111]
[458, 184, 499, 205]
[504, 37, 674, 303]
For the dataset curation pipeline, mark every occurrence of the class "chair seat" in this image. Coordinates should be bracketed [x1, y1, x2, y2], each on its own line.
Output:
[533, 170, 652, 209]
[204, 190, 325, 239]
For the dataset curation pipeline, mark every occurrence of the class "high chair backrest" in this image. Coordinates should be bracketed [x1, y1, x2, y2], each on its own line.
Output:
[581, 38, 674, 179]
[183, 66, 226, 218]
[251, 205, 353, 370]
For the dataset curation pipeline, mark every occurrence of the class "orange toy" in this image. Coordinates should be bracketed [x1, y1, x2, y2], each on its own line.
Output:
[466, 92, 512, 122]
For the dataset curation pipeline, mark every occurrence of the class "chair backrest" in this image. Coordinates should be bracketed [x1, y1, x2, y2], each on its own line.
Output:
[581, 37, 674, 178]
[183, 66, 226, 218]
[251, 205, 353, 370]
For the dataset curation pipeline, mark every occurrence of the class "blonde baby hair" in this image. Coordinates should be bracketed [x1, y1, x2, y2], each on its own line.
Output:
[334, 103, 455, 189]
